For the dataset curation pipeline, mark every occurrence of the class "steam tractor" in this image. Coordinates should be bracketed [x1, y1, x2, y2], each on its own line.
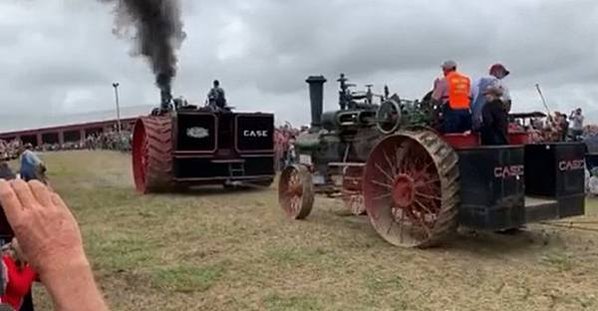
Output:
[278, 75, 586, 248]
[132, 93, 275, 193]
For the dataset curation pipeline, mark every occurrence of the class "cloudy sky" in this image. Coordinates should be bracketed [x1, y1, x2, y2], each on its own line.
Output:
[0, 0, 597, 131]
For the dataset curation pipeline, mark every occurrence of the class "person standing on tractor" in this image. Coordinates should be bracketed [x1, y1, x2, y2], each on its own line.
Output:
[431, 60, 472, 133]
[471, 63, 511, 130]
[558, 112, 570, 141]
[569, 108, 584, 141]
[481, 85, 509, 145]
[208, 80, 227, 109]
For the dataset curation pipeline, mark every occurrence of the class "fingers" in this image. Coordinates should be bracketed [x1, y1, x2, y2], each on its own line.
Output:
[10, 179, 37, 209]
[50, 192, 80, 229]
[29, 180, 52, 207]
[0, 179, 25, 225]
[50, 192, 69, 212]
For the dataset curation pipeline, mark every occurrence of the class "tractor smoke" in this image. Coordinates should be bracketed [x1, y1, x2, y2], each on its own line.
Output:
[100, 0, 186, 108]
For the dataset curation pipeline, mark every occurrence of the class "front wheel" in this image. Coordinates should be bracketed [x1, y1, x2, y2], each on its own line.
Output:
[278, 165, 315, 220]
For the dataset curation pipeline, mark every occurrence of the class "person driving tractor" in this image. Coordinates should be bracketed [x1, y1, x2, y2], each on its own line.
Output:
[207, 80, 227, 109]
[431, 60, 473, 134]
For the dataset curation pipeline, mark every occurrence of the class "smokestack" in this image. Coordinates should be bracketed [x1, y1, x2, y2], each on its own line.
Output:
[100, 0, 186, 108]
[161, 88, 172, 110]
[306, 75, 327, 129]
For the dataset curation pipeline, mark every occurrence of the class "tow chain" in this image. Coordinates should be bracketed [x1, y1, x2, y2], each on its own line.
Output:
[538, 220, 598, 233]
[225, 180, 272, 190]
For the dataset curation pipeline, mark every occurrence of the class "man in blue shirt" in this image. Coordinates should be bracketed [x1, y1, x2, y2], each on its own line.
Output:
[18, 144, 45, 183]
[471, 63, 511, 131]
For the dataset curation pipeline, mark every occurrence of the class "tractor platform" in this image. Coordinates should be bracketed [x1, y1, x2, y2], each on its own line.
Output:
[457, 143, 586, 231]
[524, 195, 584, 223]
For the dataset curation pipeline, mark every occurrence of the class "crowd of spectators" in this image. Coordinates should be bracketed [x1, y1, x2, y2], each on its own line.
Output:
[5, 118, 596, 171]
[0, 141, 20, 162]
[508, 111, 596, 145]
[0, 131, 132, 161]
[2, 123, 304, 172]
[274, 123, 307, 171]
[83, 131, 132, 152]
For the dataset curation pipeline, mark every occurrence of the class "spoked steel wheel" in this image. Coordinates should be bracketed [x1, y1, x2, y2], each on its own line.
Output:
[341, 166, 366, 215]
[363, 131, 460, 248]
[278, 165, 315, 219]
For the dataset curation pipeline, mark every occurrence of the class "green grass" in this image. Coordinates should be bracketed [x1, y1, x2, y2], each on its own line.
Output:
[151, 263, 226, 293]
[363, 270, 404, 293]
[10, 151, 598, 311]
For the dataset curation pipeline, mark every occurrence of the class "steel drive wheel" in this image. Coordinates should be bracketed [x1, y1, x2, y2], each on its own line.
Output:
[278, 165, 314, 219]
[132, 116, 174, 193]
[341, 166, 366, 215]
[363, 131, 460, 248]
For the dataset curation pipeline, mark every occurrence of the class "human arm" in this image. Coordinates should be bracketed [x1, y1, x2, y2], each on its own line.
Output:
[43, 258, 106, 311]
[470, 79, 479, 104]
[0, 179, 108, 311]
[31, 153, 42, 167]
[430, 78, 444, 102]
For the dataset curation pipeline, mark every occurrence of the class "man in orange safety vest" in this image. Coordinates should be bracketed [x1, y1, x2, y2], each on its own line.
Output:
[431, 60, 473, 133]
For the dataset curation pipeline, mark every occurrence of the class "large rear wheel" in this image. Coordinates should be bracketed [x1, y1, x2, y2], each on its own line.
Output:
[132, 116, 174, 193]
[278, 165, 314, 219]
[363, 131, 459, 248]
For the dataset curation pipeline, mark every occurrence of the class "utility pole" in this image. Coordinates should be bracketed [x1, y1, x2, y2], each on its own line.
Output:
[112, 82, 122, 133]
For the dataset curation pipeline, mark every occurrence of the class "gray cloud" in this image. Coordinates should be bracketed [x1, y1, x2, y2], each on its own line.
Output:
[0, 0, 597, 131]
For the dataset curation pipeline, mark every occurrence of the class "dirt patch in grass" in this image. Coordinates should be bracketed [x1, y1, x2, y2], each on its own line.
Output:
[9, 151, 598, 310]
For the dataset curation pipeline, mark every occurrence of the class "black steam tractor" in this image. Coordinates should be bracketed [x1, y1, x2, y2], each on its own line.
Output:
[131, 91, 275, 193]
[278, 74, 586, 248]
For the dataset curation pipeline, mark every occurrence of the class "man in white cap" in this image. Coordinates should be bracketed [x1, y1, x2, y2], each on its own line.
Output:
[431, 60, 472, 133]
[471, 63, 511, 131]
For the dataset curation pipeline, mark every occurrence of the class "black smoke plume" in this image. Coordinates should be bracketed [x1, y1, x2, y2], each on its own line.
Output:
[100, 0, 186, 106]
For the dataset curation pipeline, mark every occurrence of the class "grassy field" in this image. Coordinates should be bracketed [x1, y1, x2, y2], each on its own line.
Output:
[9, 151, 598, 310]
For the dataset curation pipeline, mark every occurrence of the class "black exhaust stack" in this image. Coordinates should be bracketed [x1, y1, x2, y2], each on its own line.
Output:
[160, 86, 172, 111]
[306, 75, 327, 130]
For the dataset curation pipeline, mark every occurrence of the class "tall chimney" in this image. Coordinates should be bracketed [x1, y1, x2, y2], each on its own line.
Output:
[160, 87, 172, 110]
[306, 75, 327, 129]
